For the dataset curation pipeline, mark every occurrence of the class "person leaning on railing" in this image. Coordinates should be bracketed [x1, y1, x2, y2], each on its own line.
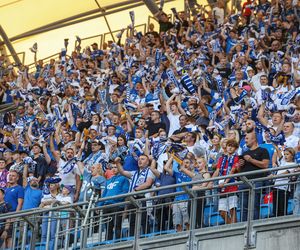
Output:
[238, 131, 270, 222]
[180, 156, 211, 229]
[97, 158, 129, 241]
[39, 177, 61, 250]
[164, 155, 192, 232]
[149, 157, 176, 232]
[271, 147, 296, 217]
[117, 154, 155, 236]
[0, 188, 12, 249]
[210, 139, 240, 224]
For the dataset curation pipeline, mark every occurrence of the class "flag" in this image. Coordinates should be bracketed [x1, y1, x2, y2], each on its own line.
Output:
[181, 74, 196, 94]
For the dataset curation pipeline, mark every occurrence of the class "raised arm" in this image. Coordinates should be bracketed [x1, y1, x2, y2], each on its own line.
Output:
[149, 158, 160, 178]
[115, 157, 132, 179]
[257, 103, 269, 127]
[22, 164, 29, 187]
[49, 134, 60, 163]
[42, 142, 51, 165]
[163, 155, 174, 176]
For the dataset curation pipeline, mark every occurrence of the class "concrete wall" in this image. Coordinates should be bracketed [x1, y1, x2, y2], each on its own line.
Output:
[90, 216, 300, 250]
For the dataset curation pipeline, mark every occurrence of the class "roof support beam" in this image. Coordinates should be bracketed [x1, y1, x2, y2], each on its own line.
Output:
[0, 0, 174, 46]
[0, 25, 21, 66]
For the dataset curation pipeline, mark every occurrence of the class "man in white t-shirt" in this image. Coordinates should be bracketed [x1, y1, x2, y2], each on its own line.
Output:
[52, 147, 82, 202]
[166, 93, 186, 137]
[213, 1, 225, 25]
[283, 122, 299, 149]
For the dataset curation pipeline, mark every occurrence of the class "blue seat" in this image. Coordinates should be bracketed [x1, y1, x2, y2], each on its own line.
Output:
[260, 203, 273, 218]
[209, 212, 225, 226]
[203, 205, 214, 226]
[24, 242, 46, 250]
[236, 208, 241, 222]
[288, 199, 294, 215]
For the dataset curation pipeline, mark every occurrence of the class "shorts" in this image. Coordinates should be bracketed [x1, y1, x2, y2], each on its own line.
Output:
[218, 195, 238, 212]
[172, 202, 189, 226]
[0, 225, 13, 238]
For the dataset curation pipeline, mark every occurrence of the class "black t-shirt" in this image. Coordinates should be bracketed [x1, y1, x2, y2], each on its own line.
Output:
[146, 122, 166, 137]
[159, 21, 173, 33]
[240, 147, 269, 179]
[34, 155, 48, 180]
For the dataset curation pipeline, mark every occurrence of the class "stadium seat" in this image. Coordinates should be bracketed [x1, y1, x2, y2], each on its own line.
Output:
[287, 199, 294, 215]
[260, 203, 273, 218]
[209, 212, 225, 226]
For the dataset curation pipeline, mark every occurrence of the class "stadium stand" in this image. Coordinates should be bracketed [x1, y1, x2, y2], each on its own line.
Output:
[0, 0, 300, 249]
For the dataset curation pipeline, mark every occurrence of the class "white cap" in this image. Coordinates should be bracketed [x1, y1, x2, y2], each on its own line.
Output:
[70, 81, 80, 88]
[246, 66, 254, 71]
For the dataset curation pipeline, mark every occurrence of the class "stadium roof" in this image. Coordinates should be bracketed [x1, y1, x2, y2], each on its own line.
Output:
[0, 0, 146, 39]
[0, 0, 185, 64]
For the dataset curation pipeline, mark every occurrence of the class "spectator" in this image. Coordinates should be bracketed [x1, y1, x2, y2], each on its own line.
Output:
[50, 140, 82, 202]
[150, 158, 176, 232]
[211, 139, 239, 224]
[100, 159, 129, 240]
[82, 139, 106, 171]
[22, 165, 42, 210]
[0, 158, 9, 188]
[164, 156, 192, 232]
[272, 148, 295, 217]
[117, 154, 155, 236]
[4, 170, 24, 212]
[146, 111, 166, 137]
[31, 144, 48, 185]
[78, 163, 106, 201]
[180, 157, 211, 228]
[238, 132, 270, 221]
[40, 177, 61, 250]
[3, 151, 13, 171]
[0, 188, 12, 249]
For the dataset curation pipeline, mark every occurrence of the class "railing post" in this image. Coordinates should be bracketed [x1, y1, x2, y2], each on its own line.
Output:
[246, 181, 256, 249]
[64, 217, 70, 250]
[29, 218, 37, 250]
[80, 223, 89, 249]
[21, 221, 27, 250]
[54, 217, 61, 250]
[133, 206, 142, 250]
[45, 211, 53, 250]
[188, 196, 197, 250]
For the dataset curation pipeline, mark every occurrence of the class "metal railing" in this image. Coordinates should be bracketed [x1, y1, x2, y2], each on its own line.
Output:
[0, 164, 299, 250]
[3, 51, 25, 65]
[27, 52, 62, 72]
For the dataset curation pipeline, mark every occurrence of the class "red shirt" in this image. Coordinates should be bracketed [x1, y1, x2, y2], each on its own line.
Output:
[217, 155, 239, 193]
[242, 1, 253, 17]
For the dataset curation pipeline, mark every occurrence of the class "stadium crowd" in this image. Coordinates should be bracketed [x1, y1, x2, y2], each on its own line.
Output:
[0, 0, 300, 247]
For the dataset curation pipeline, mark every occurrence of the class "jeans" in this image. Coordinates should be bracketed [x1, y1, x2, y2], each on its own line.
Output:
[103, 206, 124, 241]
[273, 188, 290, 217]
[41, 212, 58, 250]
[127, 200, 147, 236]
[293, 181, 300, 215]
[239, 181, 264, 222]
[154, 198, 173, 232]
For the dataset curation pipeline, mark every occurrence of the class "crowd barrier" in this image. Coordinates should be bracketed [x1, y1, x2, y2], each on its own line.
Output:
[0, 164, 299, 250]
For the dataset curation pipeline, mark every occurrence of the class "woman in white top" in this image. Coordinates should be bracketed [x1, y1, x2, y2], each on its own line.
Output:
[272, 148, 296, 217]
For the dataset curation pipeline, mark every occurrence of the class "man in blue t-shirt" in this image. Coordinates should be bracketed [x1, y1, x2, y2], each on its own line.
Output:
[4, 170, 24, 212]
[22, 165, 42, 210]
[99, 160, 129, 240]
[165, 156, 192, 232]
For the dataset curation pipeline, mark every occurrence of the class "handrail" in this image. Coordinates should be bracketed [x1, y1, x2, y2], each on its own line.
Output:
[103, 23, 147, 45]
[3, 51, 25, 65]
[27, 52, 61, 72]
[0, 163, 299, 220]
